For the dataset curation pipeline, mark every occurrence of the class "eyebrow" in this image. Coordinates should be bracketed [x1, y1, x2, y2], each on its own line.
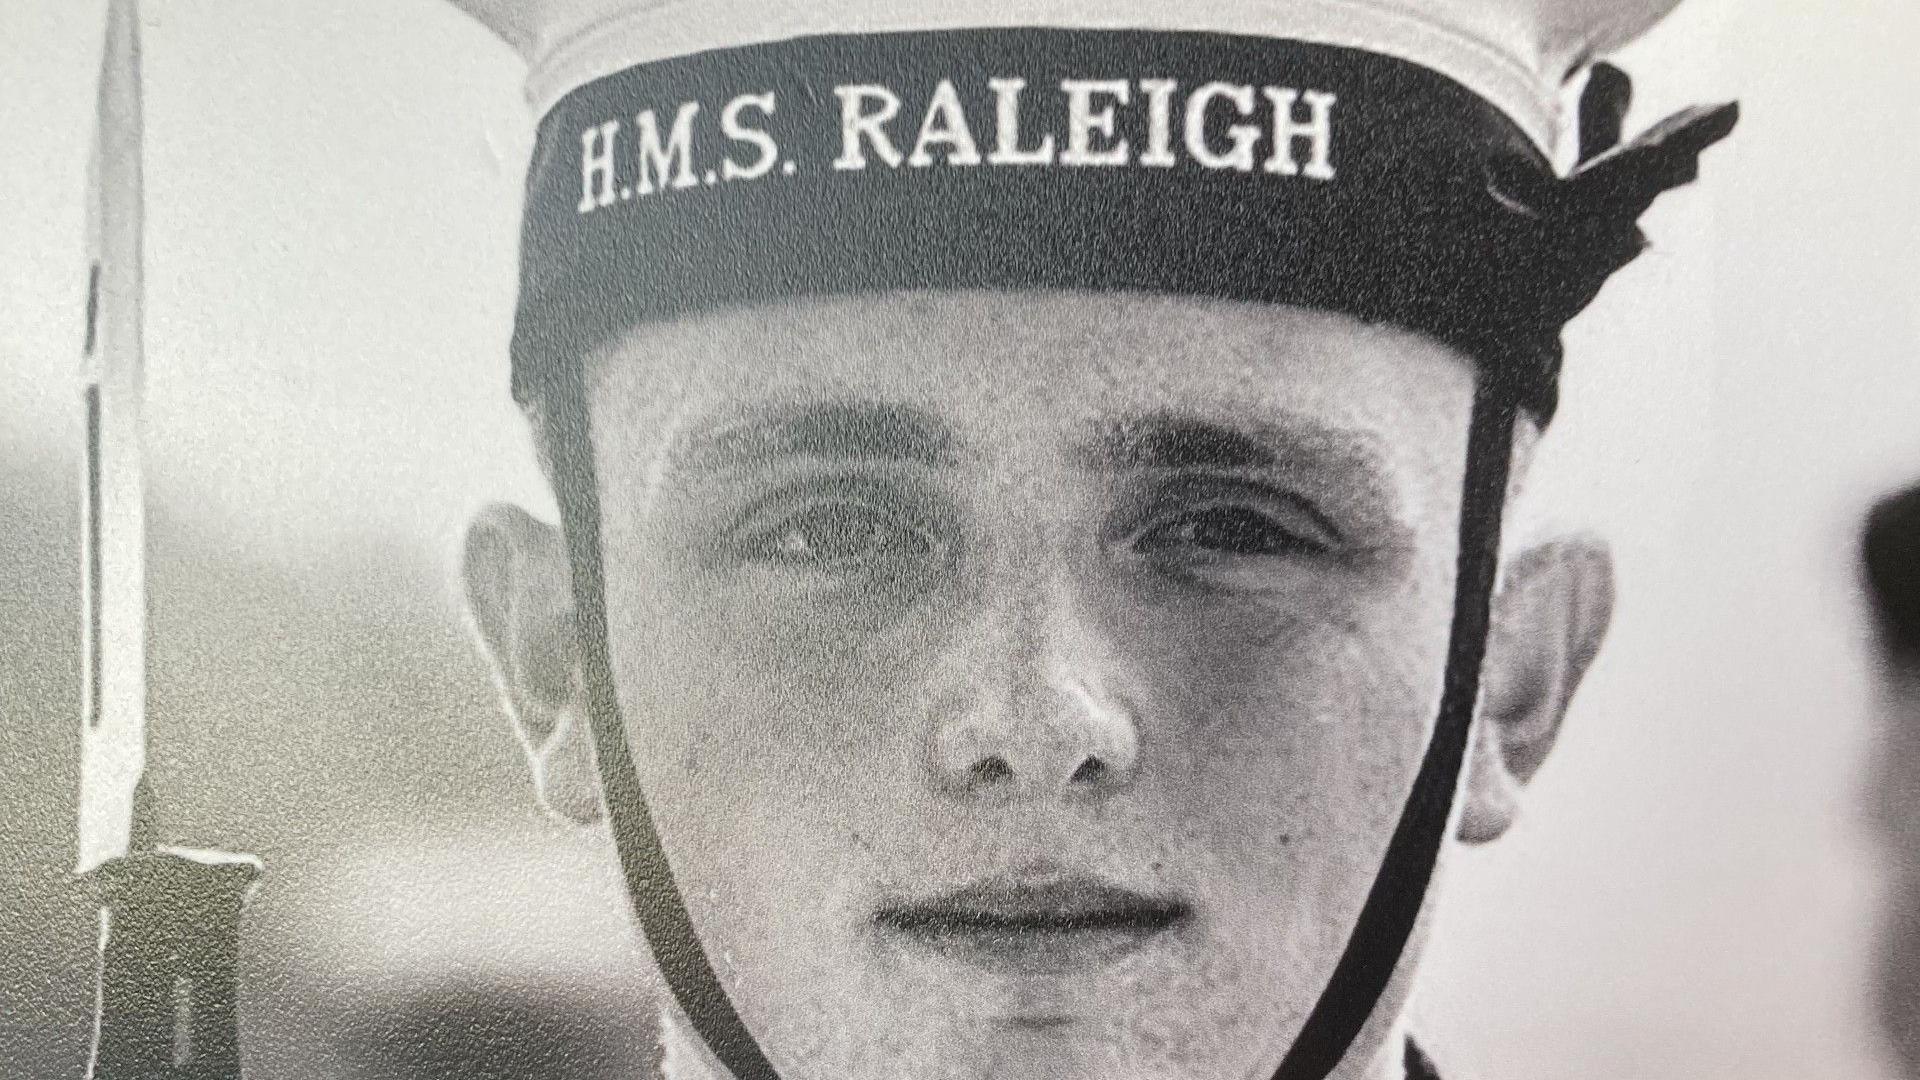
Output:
[1081, 409, 1409, 536]
[1081, 410, 1393, 478]
[673, 400, 959, 471]
[669, 401, 1401, 520]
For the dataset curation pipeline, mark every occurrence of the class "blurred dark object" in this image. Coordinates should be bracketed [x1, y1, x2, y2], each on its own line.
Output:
[1866, 483, 1920, 663]
[1863, 479, 1920, 1078]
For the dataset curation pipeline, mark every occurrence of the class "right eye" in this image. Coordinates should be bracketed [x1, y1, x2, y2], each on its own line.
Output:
[739, 499, 942, 571]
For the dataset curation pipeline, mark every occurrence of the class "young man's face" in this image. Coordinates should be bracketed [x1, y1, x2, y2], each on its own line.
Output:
[466, 290, 1611, 1080]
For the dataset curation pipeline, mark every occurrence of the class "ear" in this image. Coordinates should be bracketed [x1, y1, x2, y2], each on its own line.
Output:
[461, 502, 603, 825]
[1458, 534, 1616, 844]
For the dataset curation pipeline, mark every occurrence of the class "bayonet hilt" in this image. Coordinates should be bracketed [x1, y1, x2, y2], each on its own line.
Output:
[85, 848, 261, 1080]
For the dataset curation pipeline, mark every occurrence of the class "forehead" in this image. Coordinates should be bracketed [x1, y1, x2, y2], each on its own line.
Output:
[585, 290, 1477, 484]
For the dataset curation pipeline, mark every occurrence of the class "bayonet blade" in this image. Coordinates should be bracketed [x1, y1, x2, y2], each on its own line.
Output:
[77, 0, 151, 877]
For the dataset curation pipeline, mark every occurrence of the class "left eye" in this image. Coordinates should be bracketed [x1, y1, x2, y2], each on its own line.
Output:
[745, 501, 938, 568]
[1133, 505, 1325, 558]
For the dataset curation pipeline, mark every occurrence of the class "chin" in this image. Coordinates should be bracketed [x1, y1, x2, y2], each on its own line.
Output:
[739, 989, 1258, 1080]
[973, 1032, 1133, 1080]
[905, 1027, 1204, 1080]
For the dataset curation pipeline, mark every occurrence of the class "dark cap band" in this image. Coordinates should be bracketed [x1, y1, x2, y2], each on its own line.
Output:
[511, 28, 1734, 423]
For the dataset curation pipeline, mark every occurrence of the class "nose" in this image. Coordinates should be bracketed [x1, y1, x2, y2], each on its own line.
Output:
[927, 580, 1141, 798]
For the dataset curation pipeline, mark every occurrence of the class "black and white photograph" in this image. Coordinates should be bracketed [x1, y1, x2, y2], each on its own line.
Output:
[1, 2, 1916, 1079]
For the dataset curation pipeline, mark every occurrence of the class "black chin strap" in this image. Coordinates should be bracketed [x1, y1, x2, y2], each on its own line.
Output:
[546, 373, 784, 1080]
[1272, 378, 1518, 1080]
[546, 371, 1518, 1080]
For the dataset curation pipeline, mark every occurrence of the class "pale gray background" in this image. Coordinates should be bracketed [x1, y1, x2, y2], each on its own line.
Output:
[2, 2, 1917, 1078]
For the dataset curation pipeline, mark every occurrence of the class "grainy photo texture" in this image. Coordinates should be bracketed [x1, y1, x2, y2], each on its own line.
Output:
[2, 2, 1915, 1080]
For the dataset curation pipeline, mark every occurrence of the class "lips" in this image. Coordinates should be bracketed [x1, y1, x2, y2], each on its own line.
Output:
[873, 874, 1191, 974]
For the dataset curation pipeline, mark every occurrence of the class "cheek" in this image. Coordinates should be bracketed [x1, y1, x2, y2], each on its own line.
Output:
[598, 542, 935, 885]
[1122, 570, 1449, 832]
[617, 582, 927, 765]
[1118, 559, 1450, 742]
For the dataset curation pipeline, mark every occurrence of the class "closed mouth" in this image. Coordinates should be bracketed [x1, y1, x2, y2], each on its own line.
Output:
[873, 875, 1191, 974]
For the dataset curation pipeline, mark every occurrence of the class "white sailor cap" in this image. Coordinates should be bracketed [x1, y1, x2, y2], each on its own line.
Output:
[450, 0, 1690, 161]
[449, 0, 1729, 421]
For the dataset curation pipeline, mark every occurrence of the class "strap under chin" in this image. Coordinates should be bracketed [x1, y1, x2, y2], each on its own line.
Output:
[546, 374, 785, 1080]
[1271, 379, 1518, 1080]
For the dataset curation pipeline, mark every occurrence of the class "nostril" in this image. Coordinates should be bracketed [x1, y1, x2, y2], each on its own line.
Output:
[970, 756, 1012, 787]
[1070, 756, 1107, 784]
